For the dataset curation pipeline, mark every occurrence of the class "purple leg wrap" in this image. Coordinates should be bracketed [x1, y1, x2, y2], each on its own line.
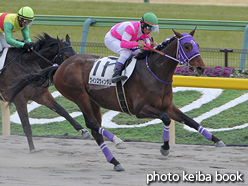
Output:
[100, 142, 114, 162]
[198, 126, 212, 141]
[98, 127, 114, 142]
[162, 125, 170, 142]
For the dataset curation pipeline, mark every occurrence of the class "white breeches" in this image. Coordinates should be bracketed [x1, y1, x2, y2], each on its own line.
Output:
[104, 32, 140, 65]
[0, 33, 10, 52]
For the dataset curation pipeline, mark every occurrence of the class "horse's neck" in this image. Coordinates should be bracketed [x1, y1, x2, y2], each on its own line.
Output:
[8, 48, 54, 70]
[150, 40, 178, 82]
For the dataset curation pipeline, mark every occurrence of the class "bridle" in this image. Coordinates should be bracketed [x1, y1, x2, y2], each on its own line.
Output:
[146, 34, 201, 66]
[145, 34, 201, 84]
[52, 45, 77, 65]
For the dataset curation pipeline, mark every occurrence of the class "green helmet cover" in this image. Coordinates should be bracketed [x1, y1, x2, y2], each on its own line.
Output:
[18, 6, 34, 20]
[141, 12, 158, 26]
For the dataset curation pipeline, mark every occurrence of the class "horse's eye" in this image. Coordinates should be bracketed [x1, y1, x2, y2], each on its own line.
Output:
[184, 43, 193, 52]
[63, 53, 71, 60]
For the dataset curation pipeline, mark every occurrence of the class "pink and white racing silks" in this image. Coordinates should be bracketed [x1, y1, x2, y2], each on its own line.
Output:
[110, 21, 152, 49]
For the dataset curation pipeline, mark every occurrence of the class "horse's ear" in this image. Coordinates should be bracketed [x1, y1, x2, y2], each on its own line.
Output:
[189, 27, 197, 37]
[65, 34, 71, 44]
[172, 29, 183, 38]
[57, 36, 63, 48]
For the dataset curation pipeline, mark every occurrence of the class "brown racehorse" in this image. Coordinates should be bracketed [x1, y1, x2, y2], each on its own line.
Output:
[7, 29, 225, 171]
[2, 33, 90, 152]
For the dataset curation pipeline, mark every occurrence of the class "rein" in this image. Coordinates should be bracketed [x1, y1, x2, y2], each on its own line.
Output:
[145, 45, 181, 63]
[145, 55, 172, 85]
[31, 49, 54, 65]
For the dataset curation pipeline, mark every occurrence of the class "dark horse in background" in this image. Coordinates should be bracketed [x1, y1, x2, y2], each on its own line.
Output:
[7, 29, 225, 171]
[1, 33, 90, 152]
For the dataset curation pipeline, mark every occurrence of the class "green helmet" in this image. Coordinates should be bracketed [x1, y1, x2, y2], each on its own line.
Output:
[141, 12, 158, 25]
[18, 6, 34, 20]
[141, 12, 159, 33]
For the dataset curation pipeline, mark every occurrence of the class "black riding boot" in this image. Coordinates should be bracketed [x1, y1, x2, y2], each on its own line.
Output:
[112, 67, 127, 83]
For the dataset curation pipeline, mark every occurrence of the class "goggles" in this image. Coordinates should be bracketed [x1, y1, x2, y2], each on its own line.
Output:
[21, 18, 34, 25]
[146, 24, 159, 33]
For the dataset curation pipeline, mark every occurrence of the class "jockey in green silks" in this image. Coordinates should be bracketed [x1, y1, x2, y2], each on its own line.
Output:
[0, 6, 34, 52]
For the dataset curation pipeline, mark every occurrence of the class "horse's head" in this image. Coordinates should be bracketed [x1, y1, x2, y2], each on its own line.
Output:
[173, 29, 206, 76]
[55, 34, 77, 65]
[33, 33, 77, 66]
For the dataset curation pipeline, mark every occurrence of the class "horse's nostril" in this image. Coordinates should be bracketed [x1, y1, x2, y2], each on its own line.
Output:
[196, 67, 205, 73]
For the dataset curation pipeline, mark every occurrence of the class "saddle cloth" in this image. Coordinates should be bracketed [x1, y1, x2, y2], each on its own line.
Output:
[89, 56, 137, 86]
[0, 48, 8, 70]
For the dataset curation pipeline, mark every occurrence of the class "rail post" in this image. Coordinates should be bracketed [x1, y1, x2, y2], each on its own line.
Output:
[79, 18, 96, 54]
[220, 48, 233, 67]
[1, 101, 10, 136]
[239, 25, 248, 70]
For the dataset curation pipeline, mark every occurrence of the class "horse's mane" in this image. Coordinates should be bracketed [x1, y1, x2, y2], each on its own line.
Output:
[135, 36, 176, 60]
[32, 33, 58, 53]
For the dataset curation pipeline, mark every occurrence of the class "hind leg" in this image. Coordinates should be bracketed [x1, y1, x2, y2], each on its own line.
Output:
[86, 99, 125, 149]
[34, 91, 91, 139]
[76, 94, 125, 171]
[167, 104, 225, 147]
[85, 114, 124, 171]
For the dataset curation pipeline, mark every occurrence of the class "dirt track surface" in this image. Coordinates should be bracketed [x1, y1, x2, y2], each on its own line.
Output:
[0, 135, 247, 186]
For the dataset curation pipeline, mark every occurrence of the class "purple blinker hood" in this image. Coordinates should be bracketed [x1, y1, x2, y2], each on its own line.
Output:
[177, 33, 200, 65]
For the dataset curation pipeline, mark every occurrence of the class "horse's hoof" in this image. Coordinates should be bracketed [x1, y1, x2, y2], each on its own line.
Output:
[113, 135, 126, 149]
[82, 131, 92, 139]
[160, 147, 170, 156]
[215, 141, 226, 147]
[114, 164, 125, 171]
[29, 149, 43, 154]
[80, 129, 92, 139]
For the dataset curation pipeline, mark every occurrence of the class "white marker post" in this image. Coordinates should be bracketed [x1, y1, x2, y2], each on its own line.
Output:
[1, 101, 10, 136]
[169, 120, 175, 144]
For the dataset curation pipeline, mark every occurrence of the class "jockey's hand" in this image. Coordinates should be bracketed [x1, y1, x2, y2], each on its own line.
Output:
[23, 42, 34, 51]
[151, 41, 158, 48]
[137, 41, 146, 49]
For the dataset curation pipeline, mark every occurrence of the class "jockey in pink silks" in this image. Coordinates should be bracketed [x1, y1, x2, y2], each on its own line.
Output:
[104, 12, 159, 83]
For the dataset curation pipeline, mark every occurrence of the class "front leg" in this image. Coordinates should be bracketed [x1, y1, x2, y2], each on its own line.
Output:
[167, 103, 226, 147]
[135, 104, 172, 156]
[14, 103, 35, 151]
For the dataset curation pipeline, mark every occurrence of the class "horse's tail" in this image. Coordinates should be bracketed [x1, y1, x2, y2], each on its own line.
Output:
[7, 66, 59, 103]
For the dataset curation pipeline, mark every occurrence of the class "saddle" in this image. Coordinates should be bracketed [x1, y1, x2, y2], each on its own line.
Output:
[89, 55, 136, 87]
[89, 56, 136, 115]
[0, 48, 9, 72]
